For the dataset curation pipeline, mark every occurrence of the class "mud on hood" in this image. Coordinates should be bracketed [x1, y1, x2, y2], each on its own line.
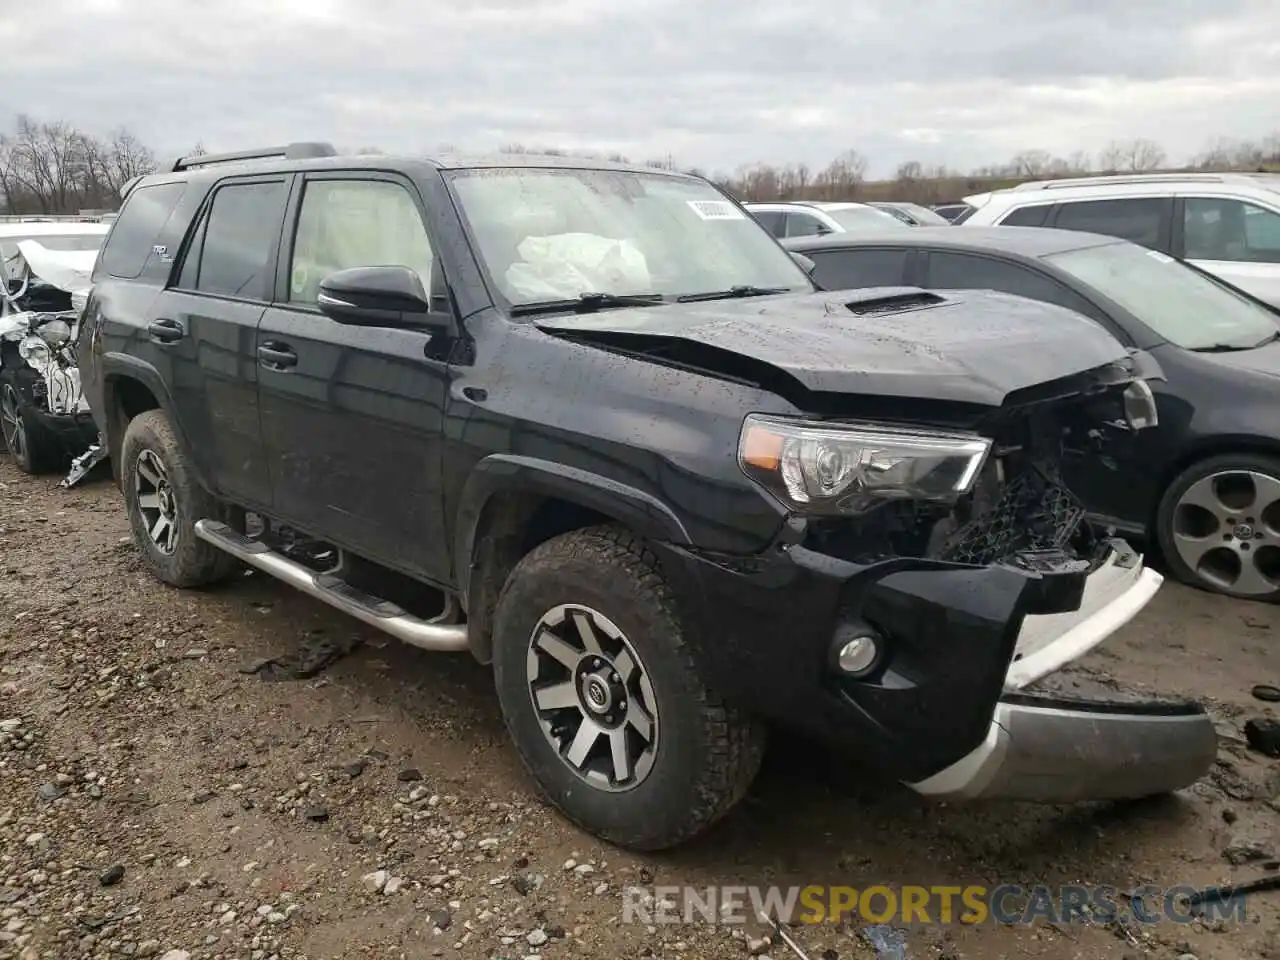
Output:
[534, 288, 1135, 406]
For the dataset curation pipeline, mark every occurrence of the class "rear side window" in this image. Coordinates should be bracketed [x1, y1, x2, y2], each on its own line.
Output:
[784, 212, 830, 238]
[808, 248, 909, 289]
[1000, 204, 1052, 227]
[98, 182, 187, 280]
[750, 210, 786, 237]
[180, 180, 288, 300]
[1051, 198, 1167, 249]
[926, 251, 1103, 320]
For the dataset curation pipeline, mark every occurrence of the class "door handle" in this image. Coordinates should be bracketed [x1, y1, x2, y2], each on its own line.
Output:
[148, 318, 184, 344]
[257, 342, 298, 370]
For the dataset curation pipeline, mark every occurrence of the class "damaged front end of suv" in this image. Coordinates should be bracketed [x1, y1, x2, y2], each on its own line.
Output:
[1, 238, 107, 485]
[534, 285, 1216, 805]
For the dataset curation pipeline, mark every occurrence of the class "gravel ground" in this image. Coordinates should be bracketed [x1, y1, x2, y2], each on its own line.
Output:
[0, 457, 1277, 960]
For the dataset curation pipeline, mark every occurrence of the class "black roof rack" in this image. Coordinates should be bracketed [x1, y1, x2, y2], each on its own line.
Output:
[170, 142, 337, 173]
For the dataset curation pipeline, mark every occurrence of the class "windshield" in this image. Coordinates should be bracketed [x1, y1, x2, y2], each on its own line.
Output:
[826, 206, 908, 231]
[1046, 242, 1279, 350]
[445, 167, 812, 307]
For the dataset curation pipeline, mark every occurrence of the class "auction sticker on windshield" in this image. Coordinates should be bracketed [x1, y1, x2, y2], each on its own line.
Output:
[686, 200, 746, 220]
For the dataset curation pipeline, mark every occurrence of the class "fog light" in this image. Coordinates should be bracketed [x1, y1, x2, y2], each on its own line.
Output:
[836, 634, 879, 676]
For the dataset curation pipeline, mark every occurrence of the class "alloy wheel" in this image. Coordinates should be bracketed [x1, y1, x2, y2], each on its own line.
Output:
[525, 603, 659, 791]
[0, 384, 25, 463]
[1171, 469, 1280, 597]
[135, 449, 179, 555]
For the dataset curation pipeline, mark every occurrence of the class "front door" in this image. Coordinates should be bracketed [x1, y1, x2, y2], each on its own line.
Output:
[1179, 196, 1280, 308]
[256, 172, 453, 584]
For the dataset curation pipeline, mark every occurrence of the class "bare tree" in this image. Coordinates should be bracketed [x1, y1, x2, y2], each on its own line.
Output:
[811, 149, 868, 200]
[1009, 150, 1053, 178]
[1098, 138, 1166, 172]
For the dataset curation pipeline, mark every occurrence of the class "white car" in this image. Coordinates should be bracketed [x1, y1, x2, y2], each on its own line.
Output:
[1, 220, 110, 479]
[743, 200, 907, 239]
[960, 172, 1280, 308]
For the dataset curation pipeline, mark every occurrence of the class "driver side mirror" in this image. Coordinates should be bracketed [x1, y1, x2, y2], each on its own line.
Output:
[317, 265, 456, 334]
[789, 252, 818, 277]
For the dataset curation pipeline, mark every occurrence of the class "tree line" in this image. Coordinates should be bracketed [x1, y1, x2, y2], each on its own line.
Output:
[2, 113, 1278, 215]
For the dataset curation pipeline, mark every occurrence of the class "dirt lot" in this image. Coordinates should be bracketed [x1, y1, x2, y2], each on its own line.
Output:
[0, 457, 1277, 960]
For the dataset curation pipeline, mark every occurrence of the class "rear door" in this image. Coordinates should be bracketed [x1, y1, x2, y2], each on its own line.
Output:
[1174, 195, 1280, 307]
[147, 175, 290, 508]
[255, 171, 453, 583]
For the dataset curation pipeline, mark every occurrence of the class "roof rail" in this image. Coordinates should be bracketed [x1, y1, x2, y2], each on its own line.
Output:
[170, 142, 337, 173]
[1009, 171, 1278, 192]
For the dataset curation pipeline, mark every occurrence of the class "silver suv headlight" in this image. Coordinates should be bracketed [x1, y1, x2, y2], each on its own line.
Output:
[738, 414, 992, 516]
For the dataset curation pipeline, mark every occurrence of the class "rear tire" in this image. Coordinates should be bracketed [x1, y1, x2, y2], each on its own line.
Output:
[0, 363, 66, 475]
[120, 408, 240, 588]
[491, 524, 765, 851]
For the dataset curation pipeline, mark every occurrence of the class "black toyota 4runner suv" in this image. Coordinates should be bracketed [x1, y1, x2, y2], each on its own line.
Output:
[79, 143, 1217, 850]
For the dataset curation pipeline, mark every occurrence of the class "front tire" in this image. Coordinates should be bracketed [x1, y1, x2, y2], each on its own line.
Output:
[491, 525, 765, 851]
[1155, 453, 1280, 602]
[120, 409, 240, 588]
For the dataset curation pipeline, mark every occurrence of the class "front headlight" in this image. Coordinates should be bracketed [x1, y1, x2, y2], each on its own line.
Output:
[738, 414, 992, 516]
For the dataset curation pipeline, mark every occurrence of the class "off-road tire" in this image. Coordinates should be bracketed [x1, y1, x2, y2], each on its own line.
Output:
[120, 408, 240, 588]
[1155, 452, 1280, 603]
[492, 524, 766, 850]
[0, 361, 66, 475]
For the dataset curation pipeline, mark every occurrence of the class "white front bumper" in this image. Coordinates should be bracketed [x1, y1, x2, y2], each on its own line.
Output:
[1005, 548, 1163, 691]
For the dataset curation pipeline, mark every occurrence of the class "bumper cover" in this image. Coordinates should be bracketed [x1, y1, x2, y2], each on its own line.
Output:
[658, 534, 1217, 800]
[908, 694, 1218, 802]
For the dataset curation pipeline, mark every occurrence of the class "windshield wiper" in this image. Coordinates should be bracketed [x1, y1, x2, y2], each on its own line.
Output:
[509, 292, 665, 317]
[676, 285, 792, 303]
[1250, 330, 1280, 349]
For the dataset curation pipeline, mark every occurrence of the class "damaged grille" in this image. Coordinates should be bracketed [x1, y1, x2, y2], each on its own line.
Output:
[937, 460, 1089, 570]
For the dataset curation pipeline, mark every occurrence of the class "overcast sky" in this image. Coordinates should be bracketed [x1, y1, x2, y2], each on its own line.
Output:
[3, 0, 1278, 177]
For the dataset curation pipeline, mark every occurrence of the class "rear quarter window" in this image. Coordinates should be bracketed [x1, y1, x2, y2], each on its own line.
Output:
[1000, 204, 1052, 227]
[97, 182, 188, 280]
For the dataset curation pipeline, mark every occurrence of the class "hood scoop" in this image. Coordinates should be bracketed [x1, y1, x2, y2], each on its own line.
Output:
[836, 288, 948, 316]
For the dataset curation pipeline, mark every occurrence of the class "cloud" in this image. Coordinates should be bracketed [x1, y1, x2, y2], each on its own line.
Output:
[3, 0, 1278, 176]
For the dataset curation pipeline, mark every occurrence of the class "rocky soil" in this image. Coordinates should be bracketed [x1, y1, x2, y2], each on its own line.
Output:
[0, 457, 1277, 960]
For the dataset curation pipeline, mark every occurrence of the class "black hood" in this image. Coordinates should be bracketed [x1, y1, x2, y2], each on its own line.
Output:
[535, 287, 1133, 406]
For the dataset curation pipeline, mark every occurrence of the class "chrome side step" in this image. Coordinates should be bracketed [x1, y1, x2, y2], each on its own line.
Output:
[194, 519, 469, 653]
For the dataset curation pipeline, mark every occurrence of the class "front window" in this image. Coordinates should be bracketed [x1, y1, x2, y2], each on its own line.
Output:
[1183, 198, 1280, 264]
[1046, 242, 1279, 351]
[825, 206, 906, 231]
[445, 168, 811, 308]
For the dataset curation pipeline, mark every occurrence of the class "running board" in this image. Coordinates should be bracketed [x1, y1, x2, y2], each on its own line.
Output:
[194, 519, 469, 653]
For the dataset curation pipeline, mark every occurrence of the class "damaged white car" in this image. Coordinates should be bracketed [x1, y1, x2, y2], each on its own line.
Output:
[0, 222, 110, 485]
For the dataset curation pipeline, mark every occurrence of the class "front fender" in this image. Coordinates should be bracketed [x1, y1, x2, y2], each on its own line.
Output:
[97, 353, 200, 482]
[452, 453, 693, 603]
